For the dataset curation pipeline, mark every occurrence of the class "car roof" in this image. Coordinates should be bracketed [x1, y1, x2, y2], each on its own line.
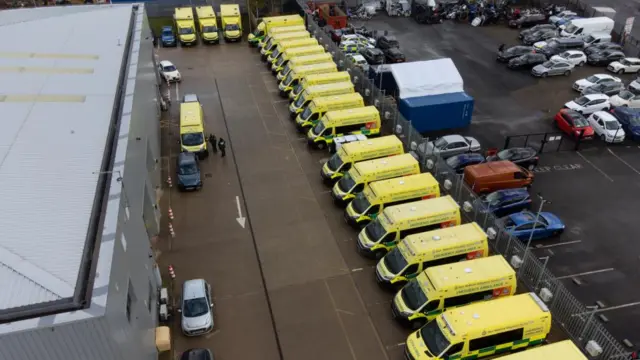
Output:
[160, 60, 174, 66]
[593, 111, 618, 121]
[509, 211, 537, 225]
[183, 279, 207, 300]
[612, 106, 640, 117]
[565, 50, 584, 55]
[456, 153, 484, 161]
[162, 26, 173, 30]
[178, 152, 197, 163]
[584, 93, 610, 100]
[350, 54, 366, 60]
[440, 134, 466, 143]
[624, 57, 640, 61]
[180, 348, 213, 360]
[494, 188, 530, 198]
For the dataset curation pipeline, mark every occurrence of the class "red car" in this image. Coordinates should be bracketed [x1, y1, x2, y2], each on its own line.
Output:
[554, 109, 595, 139]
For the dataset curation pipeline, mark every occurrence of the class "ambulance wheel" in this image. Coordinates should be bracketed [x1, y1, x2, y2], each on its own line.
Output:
[316, 141, 326, 150]
[373, 249, 386, 260]
[411, 318, 426, 330]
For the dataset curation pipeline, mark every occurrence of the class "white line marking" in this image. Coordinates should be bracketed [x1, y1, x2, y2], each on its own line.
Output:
[576, 151, 614, 182]
[273, 99, 289, 103]
[351, 268, 363, 272]
[175, 82, 180, 102]
[320, 190, 332, 194]
[532, 240, 582, 249]
[591, 301, 640, 313]
[556, 267, 615, 279]
[607, 148, 640, 176]
[336, 309, 356, 316]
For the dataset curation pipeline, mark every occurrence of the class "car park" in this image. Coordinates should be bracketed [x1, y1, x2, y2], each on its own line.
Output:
[522, 29, 557, 46]
[531, 59, 573, 77]
[581, 81, 625, 96]
[445, 153, 486, 174]
[176, 152, 202, 191]
[610, 90, 640, 108]
[550, 50, 586, 66]
[346, 54, 369, 71]
[553, 108, 594, 139]
[508, 13, 547, 28]
[519, 24, 556, 39]
[361, 47, 385, 65]
[587, 50, 625, 66]
[536, 37, 585, 57]
[508, 53, 547, 70]
[486, 147, 539, 170]
[607, 57, 640, 74]
[497, 45, 534, 62]
[180, 279, 214, 336]
[573, 73, 621, 92]
[383, 47, 406, 63]
[158, 60, 181, 82]
[500, 211, 565, 241]
[376, 35, 400, 50]
[564, 93, 611, 114]
[474, 188, 532, 217]
[180, 348, 214, 360]
[610, 107, 640, 141]
[587, 111, 625, 142]
[423, 134, 481, 159]
[584, 42, 623, 56]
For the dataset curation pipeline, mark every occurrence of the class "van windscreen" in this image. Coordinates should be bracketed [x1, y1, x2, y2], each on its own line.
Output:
[401, 279, 428, 311]
[420, 320, 451, 356]
[182, 133, 204, 146]
[365, 220, 387, 242]
[352, 192, 371, 213]
[384, 247, 408, 274]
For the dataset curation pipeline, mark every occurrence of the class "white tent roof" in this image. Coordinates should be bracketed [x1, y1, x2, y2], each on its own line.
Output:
[391, 58, 464, 99]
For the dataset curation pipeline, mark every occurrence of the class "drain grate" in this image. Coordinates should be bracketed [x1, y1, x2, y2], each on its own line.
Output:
[205, 173, 213, 178]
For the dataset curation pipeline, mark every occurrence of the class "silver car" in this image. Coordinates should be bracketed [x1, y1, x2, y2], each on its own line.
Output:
[180, 279, 214, 336]
[419, 134, 481, 159]
[531, 59, 574, 78]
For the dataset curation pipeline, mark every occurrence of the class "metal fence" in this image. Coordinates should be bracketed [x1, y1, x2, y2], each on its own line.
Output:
[304, 11, 632, 359]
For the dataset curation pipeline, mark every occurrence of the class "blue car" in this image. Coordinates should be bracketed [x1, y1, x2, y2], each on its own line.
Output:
[474, 188, 532, 217]
[176, 152, 202, 191]
[610, 107, 640, 141]
[501, 211, 565, 241]
[161, 26, 177, 47]
[445, 153, 486, 174]
[554, 15, 581, 26]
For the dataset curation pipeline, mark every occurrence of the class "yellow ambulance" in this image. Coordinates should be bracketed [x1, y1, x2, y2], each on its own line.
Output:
[356, 196, 461, 259]
[295, 93, 364, 133]
[279, 63, 339, 97]
[268, 38, 320, 66]
[258, 24, 306, 49]
[344, 173, 440, 227]
[307, 106, 381, 150]
[391, 255, 515, 329]
[288, 71, 351, 100]
[404, 293, 552, 360]
[493, 341, 587, 360]
[275, 51, 332, 79]
[290, 82, 355, 118]
[249, 15, 303, 46]
[260, 31, 310, 60]
[179, 98, 207, 158]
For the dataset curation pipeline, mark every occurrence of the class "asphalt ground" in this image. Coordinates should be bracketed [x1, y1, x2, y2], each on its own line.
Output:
[350, 16, 640, 347]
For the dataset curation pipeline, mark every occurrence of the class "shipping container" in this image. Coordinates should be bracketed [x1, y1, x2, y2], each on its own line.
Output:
[398, 92, 474, 133]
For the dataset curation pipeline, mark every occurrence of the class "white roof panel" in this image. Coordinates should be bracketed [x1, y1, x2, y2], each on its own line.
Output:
[0, 5, 134, 312]
[391, 58, 464, 99]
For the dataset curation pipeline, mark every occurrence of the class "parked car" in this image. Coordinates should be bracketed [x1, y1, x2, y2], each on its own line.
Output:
[158, 60, 181, 82]
[587, 111, 625, 143]
[474, 188, 532, 217]
[341, 33, 375, 47]
[347, 54, 369, 72]
[536, 37, 585, 57]
[550, 50, 586, 66]
[610, 90, 640, 108]
[582, 81, 624, 97]
[180, 279, 214, 336]
[553, 108, 594, 139]
[519, 24, 556, 39]
[531, 59, 574, 77]
[340, 40, 373, 54]
[584, 42, 623, 56]
[548, 10, 577, 25]
[522, 29, 557, 45]
[564, 94, 611, 114]
[509, 13, 547, 28]
[497, 45, 534, 62]
[161, 26, 177, 47]
[176, 152, 202, 191]
[180, 348, 214, 360]
[383, 47, 406, 63]
[361, 47, 385, 65]
[607, 57, 640, 74]
[500, 211, 565, 241]
[587, 50, 625, 66]
[553, 14, 581, 26]
[629, 78, 640, 93]
[376, 35, 400, 50]
[445, 153, 486, 174]
[610, 107, 640, 141]
[508, 53, 547, 69]
[422, 134, 481, 159]
[486, 147, 539, 170]
[573, 74, 621, 92]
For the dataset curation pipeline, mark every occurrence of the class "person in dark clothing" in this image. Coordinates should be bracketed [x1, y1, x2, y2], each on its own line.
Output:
[218, 138, 226, 157]
[208, 134, 217, 153]
[498, 43, 505, 52]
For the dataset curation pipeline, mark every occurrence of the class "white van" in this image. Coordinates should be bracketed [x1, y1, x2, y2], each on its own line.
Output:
[582, 33, 612, 47]
[561, 17, 614, 37]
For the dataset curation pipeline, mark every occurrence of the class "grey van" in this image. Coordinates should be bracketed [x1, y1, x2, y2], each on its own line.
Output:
[538, 38, 585, 57]
[180, 279, 214, 336]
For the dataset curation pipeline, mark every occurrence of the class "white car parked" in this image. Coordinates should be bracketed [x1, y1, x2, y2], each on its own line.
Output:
[607, 57, 640, 74]
[609, 90, 640, 108]
[158, 60, 181, 83]
[347, 54, 370, 72]
[573, 74, 621, 92]
[340, 34, 376, 47]
[629, 78, 640, 93]
[587, 111, 625, 143]
[551, 50, 587, 66]
[564, 94, 611, 115]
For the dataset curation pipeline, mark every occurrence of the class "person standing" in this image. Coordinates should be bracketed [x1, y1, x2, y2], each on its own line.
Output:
[218, 138, 226, 157]
[498, 43, 505, 52]
[208, 134, 217, 154]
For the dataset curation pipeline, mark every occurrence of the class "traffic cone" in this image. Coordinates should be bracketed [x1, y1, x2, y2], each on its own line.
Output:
[168, 208, 174, 220]
[168, 265, 176, 279]
[168, 223, 175, 238]
[167, 176, 172, 188]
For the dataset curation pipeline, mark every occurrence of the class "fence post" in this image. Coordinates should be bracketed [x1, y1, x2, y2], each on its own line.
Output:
[503, 136, 510, 149]
[535, 256, 549, 291]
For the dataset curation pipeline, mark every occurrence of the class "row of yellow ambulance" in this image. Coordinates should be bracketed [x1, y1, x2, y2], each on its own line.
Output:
[253, 15, 587, 360]
[172, 4, 242, 46]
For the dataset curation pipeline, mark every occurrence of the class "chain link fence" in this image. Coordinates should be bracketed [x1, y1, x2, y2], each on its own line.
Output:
[303, 9, 631, 358]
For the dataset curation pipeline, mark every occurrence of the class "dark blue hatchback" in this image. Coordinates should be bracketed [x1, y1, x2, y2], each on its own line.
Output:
[474, 188, 532, 218]
[446, 153, 486, 174]
[610, 107, 640, 141]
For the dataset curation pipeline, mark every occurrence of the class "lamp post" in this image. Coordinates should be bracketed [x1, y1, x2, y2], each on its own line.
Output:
[518, 193, 550, 277]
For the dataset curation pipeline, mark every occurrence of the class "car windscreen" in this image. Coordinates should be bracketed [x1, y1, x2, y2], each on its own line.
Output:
[497, 149, 514, 159]
[446, 156, 461, 168]
[163, 65, 177, 72]
[570, 113, 589, 127]
[485, 191, 504, 206]
[183, 298, 208, 317]
[574, 96, 590, 106]
[585, 75, 600, 83]
[541, 61, 554, 68]
[618, 90, 634, 100]
[434, 138, 448, 148]
[179, 163, 198, 175]
[627, 113, 640, 126]
[181, 133, 204, 146]
[604, 120, 621, 130]
[179, 27, 194, 35]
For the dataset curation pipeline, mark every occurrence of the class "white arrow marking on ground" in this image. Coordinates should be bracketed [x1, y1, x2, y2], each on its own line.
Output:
[236, 196, 246, 228]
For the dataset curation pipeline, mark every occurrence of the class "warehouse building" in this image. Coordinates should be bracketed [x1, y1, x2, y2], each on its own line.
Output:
[0, 4, 164, 360]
